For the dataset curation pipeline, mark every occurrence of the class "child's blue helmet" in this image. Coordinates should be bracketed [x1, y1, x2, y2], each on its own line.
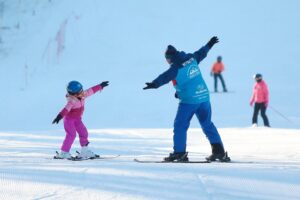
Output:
[67, 81, 83, 95]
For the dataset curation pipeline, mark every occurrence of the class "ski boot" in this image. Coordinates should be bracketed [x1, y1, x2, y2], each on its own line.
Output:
[54, 150, 72, 159]
[206, 144, 231, 162]
[164, 152, 189, 162]
[76, 146, 97, 159]
[252, 123, 258, 127]
[206, 152, 231, 162]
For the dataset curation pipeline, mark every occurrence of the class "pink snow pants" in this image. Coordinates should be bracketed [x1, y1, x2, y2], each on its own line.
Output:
[61, 118, 89, 152]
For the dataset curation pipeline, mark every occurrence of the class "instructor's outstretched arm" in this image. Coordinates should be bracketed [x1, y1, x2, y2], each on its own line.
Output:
[143, 66, 178, 90]
[193, 36, 219, 64]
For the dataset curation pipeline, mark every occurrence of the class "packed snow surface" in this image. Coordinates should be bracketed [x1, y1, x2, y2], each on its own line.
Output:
[1, 128, 300, 200]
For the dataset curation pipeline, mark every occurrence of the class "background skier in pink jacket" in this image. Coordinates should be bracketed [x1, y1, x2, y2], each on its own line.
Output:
[52, 80, 109, 159]
[250, 74, 270, 127]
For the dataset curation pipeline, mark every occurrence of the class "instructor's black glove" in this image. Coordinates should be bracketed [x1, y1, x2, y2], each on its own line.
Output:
[206, 36, 219, 48]
[143, 82, 157, 90]
[100, 81, 109, 88]
[175, 92, 179, 99]
[52, 114, 63, 124]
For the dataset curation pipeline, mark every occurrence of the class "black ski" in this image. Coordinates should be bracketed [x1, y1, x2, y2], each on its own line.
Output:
[134, 158, 210, 163]
[69, 154, 120, 161]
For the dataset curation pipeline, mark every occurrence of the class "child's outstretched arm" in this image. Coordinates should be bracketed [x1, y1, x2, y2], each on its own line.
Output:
[52, 114, 62, 124]
[52, 100, 74, 124]
[84, 81, 109, 98]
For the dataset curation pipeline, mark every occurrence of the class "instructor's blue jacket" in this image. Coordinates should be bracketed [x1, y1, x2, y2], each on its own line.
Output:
[152, 45, 211, 104]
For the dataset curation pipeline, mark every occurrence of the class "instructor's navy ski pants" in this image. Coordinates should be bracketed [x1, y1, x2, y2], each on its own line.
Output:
[173, 101, 223, 153]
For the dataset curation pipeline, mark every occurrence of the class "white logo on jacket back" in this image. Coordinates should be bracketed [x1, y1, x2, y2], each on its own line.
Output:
[183, 58, 200, 79]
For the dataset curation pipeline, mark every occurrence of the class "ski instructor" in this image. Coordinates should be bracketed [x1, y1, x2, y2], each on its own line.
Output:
[143, 37, 230, 162]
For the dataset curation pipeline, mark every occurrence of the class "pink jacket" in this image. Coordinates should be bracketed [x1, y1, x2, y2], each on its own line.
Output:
[59, 85, 102, 119]
[250, 80, 269, 106]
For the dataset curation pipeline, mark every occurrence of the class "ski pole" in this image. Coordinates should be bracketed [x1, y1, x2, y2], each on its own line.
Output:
[269, 105, 293, 124]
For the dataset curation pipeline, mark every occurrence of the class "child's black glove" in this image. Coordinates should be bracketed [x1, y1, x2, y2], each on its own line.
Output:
[175, 92, 179, 99]
[206, 36, 219, 48]
[143, 82, 157, 90]
[100, 81, 109, 88]
[52, 114, 62, 124]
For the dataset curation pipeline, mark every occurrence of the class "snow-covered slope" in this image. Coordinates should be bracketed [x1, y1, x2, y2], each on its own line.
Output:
[1, 1, 300, 199]
[0, 0, 300, 131]
[1, 128, 300, 200]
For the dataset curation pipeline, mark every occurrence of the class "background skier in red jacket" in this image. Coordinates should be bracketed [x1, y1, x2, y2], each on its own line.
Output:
[211, 56, 227, 92]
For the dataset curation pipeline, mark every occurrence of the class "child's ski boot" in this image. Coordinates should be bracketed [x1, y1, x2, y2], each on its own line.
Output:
[54, 150, 72, 159]
[76, 146, 97, 159]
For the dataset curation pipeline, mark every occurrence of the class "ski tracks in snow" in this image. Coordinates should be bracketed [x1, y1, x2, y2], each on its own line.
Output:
[197, 174, 213, 200]
[33, 193, 57, 200]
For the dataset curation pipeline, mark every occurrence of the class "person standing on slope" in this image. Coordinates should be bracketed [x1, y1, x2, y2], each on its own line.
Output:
[52, 80, 109, 159]
[143, 37, 230, 162]
[250, 74, 270, 127]
[211, 56, 227, 92]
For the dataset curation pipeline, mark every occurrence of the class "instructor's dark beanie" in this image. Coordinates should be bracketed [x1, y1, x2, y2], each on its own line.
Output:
[165, 45, 177, 60]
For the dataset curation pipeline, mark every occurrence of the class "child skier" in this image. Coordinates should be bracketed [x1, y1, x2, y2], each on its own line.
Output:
[250, 74, 270, 127]
[52, 80, 109, 159]
[143, 37, 230, 162]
